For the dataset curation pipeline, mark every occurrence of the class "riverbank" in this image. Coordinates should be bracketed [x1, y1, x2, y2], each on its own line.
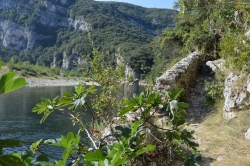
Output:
[25, 78, 149, 87]
[25, 78, 99, 87]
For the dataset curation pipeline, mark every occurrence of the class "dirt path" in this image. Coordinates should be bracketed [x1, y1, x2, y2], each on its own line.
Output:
[186, 72, 214, 123]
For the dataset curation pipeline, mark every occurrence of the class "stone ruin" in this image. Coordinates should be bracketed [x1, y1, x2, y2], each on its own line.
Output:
[154, 52, 209, 100]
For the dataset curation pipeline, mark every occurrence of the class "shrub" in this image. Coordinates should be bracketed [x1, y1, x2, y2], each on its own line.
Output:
[204, 71, 225, 105]
[50, 67, 60, 75]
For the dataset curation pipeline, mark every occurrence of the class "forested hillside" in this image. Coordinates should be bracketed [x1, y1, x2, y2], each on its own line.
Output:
[0, 0, 177, 74]
[149, 0, 250, 79]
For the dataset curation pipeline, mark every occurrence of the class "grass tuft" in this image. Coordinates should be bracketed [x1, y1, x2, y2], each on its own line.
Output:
[193, 99, 250, 166]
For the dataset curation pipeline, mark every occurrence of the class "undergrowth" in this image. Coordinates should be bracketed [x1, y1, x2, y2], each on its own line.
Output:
[194, 99, 250, 166]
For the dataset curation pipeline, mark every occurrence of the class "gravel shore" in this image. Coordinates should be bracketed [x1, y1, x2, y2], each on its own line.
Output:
[25, 78, 98, 87]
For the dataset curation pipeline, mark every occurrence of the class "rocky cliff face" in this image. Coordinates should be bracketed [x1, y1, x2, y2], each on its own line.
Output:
[52, 50, 88, 70]
[0, 19, 52, 50]
[0, 0, 91, 50]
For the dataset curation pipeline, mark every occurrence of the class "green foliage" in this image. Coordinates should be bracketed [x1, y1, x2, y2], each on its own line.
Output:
[0, 139, 23, 155]
[204, 71, 225, 105]
[183, 153, 202, 166]
[80, 48, 125, 118]
[118, 88, 197, 153]
[156, 0, 250, 74]
[83, 119, 156, 165]
[28, 48, 199, 165]
[45, 132, 81, 166]
[0, 59, 28, 165]
[0, 72, 27, 94]
[7, 60, 62, 77]
[220, 33, 250, 71]
[0, 0, 177, 75]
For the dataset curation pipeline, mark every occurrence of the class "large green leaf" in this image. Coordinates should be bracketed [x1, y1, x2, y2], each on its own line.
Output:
[172, 114, 185, 127]
[110, 150, 126, 166]
[36, 154, 50, 162]
[115, 124, 132, 139]
[84, 149, 105, 161]
[180, 129, 199, 148]
[32, 97, 61, 123]
[30, 139, 43, 152]
[178, 102, 189, 109]
[0, 155, 25, 166]
[0, 72, 27, 94]
[71, 95, 86, 109]
[73, 84, 84, 96]
[132, 144, 156, 158]
[168, 88, 184, 100]
[146, 93, 156, 104]
[44, 132, 80, 148]
[130, 121, 141, 136]
[118, 105, 138, 117]
[165, 131, 180, 144]
[0, 139, 23, 154]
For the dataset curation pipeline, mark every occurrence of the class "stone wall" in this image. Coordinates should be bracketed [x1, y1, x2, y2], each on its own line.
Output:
[155, 52, 208, 99]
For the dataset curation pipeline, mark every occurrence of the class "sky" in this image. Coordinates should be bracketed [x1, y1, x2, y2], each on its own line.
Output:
[95, 0, 177, 9]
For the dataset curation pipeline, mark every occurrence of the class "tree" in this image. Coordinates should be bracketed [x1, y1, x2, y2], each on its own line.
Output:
[27, 49, 199, 165]
[153, 0, 250, 72]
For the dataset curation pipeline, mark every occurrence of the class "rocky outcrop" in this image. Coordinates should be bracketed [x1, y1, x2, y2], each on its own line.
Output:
[116, 53, 139, 82]
[0, 20, 50, 50]
[0, 0, 91, 50]
[130, 19, 156, 35]
[54, 50, 87, 70]
[39, 1, 91, 30]
[206, 59, 225, 72]
[155, 52, 208, 99]
[69, 16, 91, 31]
[223, 73, 250, 119]
[245, 128, 250, 140]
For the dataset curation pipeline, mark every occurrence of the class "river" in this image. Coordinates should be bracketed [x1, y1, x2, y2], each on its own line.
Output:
[0, 84, 144, 158]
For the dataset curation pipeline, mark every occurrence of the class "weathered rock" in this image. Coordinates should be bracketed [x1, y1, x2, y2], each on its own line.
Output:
[155, 52, 208, 99]
[116, 53, 139, 81]
[245, 128, 250, 140]
[0, 20, 49, 50]
[206, 59, 225, 72]
[61, 51, 81, 70]
[216, 155, 224, 162]
[130, 19, 156, 35]
[0, 1, 91, 50]
[223, 73, 250, 119]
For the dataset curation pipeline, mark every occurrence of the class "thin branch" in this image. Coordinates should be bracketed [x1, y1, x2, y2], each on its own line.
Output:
[84, 127, 98, 149]
[145, 128, 163, 143]
[58, 109, 98, 149]
[84, 102, 96, 131]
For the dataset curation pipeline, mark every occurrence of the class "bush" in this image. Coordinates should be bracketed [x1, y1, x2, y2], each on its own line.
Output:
[68, 70, 78, 77]
[50, 67, 60, 75]
[204, 71, 225, 105]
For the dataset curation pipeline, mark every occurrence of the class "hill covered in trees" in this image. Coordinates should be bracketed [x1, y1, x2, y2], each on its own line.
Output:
[0, 0, 177, 74]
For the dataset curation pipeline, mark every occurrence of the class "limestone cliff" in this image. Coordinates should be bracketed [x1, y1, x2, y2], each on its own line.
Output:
[0, 0, 91, 51]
